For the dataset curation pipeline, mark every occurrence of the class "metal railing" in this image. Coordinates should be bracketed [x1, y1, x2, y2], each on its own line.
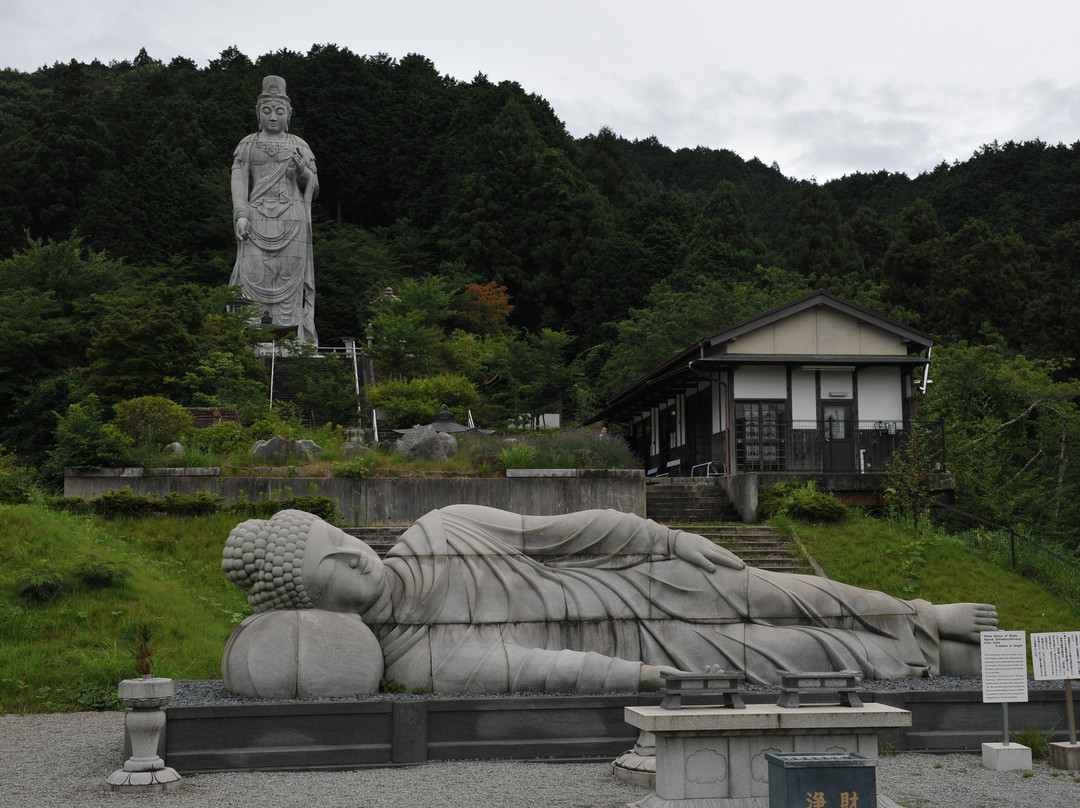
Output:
[734, 418, 946, 475]
[922, 499, 1080, 603]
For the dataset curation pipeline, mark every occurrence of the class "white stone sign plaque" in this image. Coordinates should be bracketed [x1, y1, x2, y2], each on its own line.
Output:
[1031, 631, 1080, 680]
[981, 631, 1028, 703]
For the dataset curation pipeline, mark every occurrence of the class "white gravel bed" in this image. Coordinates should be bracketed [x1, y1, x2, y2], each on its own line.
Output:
[2, 711, 1079, 808]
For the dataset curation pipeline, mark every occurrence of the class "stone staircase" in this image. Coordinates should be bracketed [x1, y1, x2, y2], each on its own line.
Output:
[671, 524, 807, 573]
[341, 526, 407, 557]
[646, 479, 806, 573]
[645, 479, 729, 523]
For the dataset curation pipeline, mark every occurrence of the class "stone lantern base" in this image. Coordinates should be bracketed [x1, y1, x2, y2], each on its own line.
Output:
[105, 677, 182, 793]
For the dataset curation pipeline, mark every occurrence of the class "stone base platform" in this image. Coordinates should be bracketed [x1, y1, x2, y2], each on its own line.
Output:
[981, 741, 1032, 771]
[623, 703, 911, 808]
[1050, 741, 1080, 770]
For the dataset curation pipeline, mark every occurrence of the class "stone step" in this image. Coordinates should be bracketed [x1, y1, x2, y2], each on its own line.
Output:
[666, 525, 806, 573]
[645, 480, 731, 525]
[341, 526, 406, 557]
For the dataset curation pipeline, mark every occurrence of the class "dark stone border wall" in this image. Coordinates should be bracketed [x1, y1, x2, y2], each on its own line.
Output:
[162, 689, 1075, 772]
[164, 694, 652, 772]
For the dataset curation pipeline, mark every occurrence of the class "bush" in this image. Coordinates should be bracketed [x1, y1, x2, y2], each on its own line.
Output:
[45, 396, 130, 475]
[159, 491, 223, 516]
[499, 443, 539, 469]
[51, 489, 335, 521]
[46, 496, 92, 514]
[331, 455, 378, 478]
[759, 481, 847, 522]
[497, 427, 638, 470]
[91, 487, 155, 518]
[72, 556, 132, 590]
[366, 374, 480, 428]
[15, 567, 68, 602]
[227, 495, 337, 522]
[0, 468, 37, 505]
[188, 421, 248, 455]
[112, 396, 194, 446]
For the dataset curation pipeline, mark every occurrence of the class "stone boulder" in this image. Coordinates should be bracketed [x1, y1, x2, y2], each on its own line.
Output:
[251, 435, 323, 464]
[397, 425, 458, 461]
[341, 441, 372, 460]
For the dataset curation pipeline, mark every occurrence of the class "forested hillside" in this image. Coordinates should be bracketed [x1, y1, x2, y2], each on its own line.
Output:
[3, 44, 1080, 549]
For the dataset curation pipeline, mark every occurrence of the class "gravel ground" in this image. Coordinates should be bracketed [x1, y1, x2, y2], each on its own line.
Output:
[2, 710, 1080, 808]
[3, 677, 1079, 808]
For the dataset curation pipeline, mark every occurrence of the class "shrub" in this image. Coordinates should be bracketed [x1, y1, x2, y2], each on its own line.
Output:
[499, 444, 539, 469]
[15, 568, 68, 603]
[188, 421, 248, 455]
[226, 495, 337, 522]
[1012, 721, 1058, 761]
[331, 455, 378, 478]
[91, 487, 155, 518]
[760, 481, 847, 522]
[159, 491, 223, 516]
[112, 396, 194, 446]
[46, 396, 130, 473]
[47, 496, 92, 514]
[72, 556, 132, 590]
[0, 468, 37, 505]
[366, 374, 480, 429]
[496, 427, 638, 470]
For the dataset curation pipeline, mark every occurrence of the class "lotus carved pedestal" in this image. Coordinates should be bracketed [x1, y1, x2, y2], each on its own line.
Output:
[105, 677, 182, 793]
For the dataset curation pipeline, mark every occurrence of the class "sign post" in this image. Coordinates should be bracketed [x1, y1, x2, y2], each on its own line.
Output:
[1031, 631, 1080, 770]
[980, 631, 1032, 771]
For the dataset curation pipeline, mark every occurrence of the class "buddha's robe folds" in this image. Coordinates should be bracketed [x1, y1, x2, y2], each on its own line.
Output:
[370, 505, 939, 693]
[230, 132, 318, 344]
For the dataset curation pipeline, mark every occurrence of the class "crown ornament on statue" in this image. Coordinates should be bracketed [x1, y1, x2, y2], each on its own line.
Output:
[257, 75, 290, 104]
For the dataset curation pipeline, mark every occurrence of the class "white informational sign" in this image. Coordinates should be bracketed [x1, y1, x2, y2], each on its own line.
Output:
[981, 631, 1029, 704]
[1031, 631, 1080, 680]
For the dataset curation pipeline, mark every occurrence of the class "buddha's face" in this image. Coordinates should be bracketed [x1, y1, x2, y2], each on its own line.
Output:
[258, 100, 290, 134]
[301, 521, 386, 613]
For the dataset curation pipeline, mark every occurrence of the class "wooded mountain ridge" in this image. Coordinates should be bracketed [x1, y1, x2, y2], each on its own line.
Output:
[3, 44, 1079, 365]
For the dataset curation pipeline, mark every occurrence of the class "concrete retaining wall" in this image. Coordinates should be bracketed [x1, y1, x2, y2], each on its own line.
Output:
[64, 469, 646, 525]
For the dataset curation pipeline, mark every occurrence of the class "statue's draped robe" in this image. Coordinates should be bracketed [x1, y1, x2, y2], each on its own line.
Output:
[369, 506, 939, 692]
[230, 133, 318, 344]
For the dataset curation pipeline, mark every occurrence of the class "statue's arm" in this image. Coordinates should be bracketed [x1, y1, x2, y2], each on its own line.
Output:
[293, 137, 319, 200]
[507, 645, 681, 693]
[230, 139, 251, 239]
[430, 505, 742, 571]
[428, 643, 676, 693]
[516, 509, 744, 571]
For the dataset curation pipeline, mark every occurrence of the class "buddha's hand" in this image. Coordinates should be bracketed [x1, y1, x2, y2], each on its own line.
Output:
[640, 664, 685, 691]
[673, 531, 745, 572]
[290, 150, 308, 176]
[235, 217, 249, 240]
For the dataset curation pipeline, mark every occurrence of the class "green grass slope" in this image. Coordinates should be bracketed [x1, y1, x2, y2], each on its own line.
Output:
[790, 511, 1080, 636]
[0, 504, 248, 713]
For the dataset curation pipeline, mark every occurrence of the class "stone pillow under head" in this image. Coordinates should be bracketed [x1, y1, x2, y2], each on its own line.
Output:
[222, 609, 383, 699]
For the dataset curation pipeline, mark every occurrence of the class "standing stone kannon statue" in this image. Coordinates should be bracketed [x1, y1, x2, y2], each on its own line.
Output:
[220, 507, 999, 698]
[230, 76, 318, 345]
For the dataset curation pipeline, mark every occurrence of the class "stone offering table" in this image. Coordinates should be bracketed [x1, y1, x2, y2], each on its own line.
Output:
[623, 702, 911, 808]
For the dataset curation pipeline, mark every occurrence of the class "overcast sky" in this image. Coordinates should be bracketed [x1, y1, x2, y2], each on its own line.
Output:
[6, 0, 1080, 181]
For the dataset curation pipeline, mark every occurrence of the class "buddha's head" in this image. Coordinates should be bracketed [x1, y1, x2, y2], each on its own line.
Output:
[254, 75, 292, 134]
[223, 509, 386, 614]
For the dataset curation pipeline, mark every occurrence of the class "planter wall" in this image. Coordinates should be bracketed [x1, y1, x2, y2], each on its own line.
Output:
[64, 469, 646, 525]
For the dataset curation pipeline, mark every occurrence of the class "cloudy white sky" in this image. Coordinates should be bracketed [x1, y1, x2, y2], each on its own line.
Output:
[5, 0, 1080, 181]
